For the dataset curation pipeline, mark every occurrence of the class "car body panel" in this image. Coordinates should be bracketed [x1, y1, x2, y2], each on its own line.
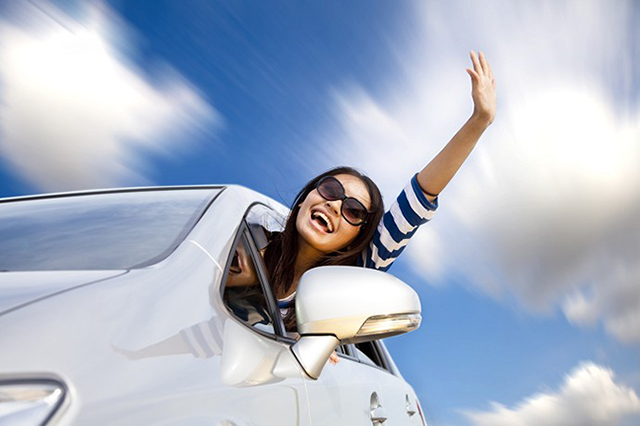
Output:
[0, 270, 126, 316]
[304, 355, 383, 424]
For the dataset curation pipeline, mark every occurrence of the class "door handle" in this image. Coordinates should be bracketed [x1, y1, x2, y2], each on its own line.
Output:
[371, 406, 387, 423]
[370, 392, 387, 424]
[406, 394, 417, 416]
[406, 402, 417, 416]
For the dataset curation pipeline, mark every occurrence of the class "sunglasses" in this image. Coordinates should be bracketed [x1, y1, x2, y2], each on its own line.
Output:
[315, 176, 369, 226]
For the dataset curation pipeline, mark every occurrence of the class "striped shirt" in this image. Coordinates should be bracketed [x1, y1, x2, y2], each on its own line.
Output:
[358, 173, 438, 271]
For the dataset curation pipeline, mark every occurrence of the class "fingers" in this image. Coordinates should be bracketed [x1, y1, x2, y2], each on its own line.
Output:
[466, 67, 480, 82]
[470, 51, 494, 80]
[479, 51, 490, 76]
[482, 52, 494, 81]
[470, 50, 482, 75]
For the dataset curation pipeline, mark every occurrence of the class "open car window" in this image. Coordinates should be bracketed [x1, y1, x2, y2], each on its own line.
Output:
[222, 202, 290, 338]
[354, 341, 390, 372]
[222, 231, 277, 335]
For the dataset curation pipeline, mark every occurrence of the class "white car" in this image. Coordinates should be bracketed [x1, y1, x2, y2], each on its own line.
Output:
[0, 185, 428, 426]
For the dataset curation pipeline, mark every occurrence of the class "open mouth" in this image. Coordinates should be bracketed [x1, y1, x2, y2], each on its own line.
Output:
[229, 251, 241, 274]
[311, 210, 333, 233]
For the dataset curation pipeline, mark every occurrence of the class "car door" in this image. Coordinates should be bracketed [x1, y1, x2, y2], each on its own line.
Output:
[375, 340, 426, 425]
[351, 341, 423, 425]
[303, 343, 390, 425]
[213, 223, 312, 426]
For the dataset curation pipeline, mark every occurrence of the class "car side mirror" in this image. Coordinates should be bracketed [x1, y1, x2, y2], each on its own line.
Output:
[291, 266, 421, 379]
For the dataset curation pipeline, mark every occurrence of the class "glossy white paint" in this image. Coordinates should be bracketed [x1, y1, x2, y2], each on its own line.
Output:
[291, 335, 340, 379]
[296, 266, 421, 342]
[0, 185, 426, 425]
[304, 355, 381, 425]
[0, 270, 125, 315]
[220, 318, 304, 386]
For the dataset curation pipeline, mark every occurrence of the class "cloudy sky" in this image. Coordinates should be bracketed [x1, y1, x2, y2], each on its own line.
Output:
[0, 1, 638, 424]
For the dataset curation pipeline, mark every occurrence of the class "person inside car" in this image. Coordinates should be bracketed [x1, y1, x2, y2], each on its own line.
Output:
[227, 51, 496, 363]
[263, 51, 495, 321]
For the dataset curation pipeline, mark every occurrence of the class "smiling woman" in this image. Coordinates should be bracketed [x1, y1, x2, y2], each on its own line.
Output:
[264, 167, 384, 329]
[254, 57, 493, 338]
[238, 52, 496, 333]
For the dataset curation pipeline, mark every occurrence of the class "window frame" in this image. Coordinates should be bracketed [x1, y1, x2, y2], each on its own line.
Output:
[242, 202, 298, 344]
[376, 340, 402, 377]
[219, 202, 296, 342]
[220, 222, 284, 339]
[349, 341, 393, 374]
[242, 222, 289, 338]
[334, 344, 356, 361]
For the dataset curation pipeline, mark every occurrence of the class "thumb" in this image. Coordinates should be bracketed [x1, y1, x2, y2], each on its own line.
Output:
[466, 68, 479, 82]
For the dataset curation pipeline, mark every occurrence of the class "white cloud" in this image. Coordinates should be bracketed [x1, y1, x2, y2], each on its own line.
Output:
[564, 261, 640, 344]
[463, 362, 640, 426]
[322, 0, 640, 343]
[0, 2, 221, 192]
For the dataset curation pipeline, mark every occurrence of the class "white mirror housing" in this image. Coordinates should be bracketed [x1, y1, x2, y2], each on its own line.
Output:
[295, 266, 421, 344]
[291, 266, 422, 379]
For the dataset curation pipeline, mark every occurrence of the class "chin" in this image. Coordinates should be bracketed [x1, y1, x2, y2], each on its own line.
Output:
[297, 228, 331, 254]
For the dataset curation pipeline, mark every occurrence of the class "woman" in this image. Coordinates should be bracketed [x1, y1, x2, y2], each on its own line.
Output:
[228, 50, 495, 348]
[262, 50, 495, 316]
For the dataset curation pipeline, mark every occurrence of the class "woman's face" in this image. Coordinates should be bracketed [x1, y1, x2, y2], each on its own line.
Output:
[226, 240, 259, 287]
[296, 173, 371, 256]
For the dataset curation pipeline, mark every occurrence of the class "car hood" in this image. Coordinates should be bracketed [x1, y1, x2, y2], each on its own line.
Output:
[0, 270, 127, 316]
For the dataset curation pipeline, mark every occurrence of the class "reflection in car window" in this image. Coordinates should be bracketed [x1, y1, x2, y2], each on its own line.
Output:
[0, 189, 220, 271]
[223, 234, 275, 334]
[245, 204, 286, 235]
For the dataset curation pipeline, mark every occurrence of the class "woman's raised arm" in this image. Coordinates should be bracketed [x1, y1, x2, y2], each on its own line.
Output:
[417, 51, 497, 201]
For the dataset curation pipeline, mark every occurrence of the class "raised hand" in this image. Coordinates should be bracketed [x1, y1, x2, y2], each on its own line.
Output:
[416, 51, 497, 198]
[466, 51, 497, 125]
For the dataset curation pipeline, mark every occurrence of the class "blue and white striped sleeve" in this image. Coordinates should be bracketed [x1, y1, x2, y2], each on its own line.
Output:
[359, 173, 438, 271]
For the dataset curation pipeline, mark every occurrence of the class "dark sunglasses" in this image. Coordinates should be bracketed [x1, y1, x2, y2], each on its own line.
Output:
[315, 176, 369, 226]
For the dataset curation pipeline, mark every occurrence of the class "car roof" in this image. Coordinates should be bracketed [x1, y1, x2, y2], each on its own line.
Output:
[0, 184, 227, 204]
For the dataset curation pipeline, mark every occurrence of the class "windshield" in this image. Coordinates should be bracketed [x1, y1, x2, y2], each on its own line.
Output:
[0, 188, 222, 271]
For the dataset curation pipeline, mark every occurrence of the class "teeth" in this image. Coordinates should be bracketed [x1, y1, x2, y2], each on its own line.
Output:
[312, 211, 333, 233]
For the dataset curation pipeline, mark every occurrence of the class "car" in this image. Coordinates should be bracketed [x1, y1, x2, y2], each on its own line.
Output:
[0, 184, 428, 425]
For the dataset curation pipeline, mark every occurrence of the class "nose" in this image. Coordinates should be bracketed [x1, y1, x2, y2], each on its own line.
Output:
[326, 200, 340, 216]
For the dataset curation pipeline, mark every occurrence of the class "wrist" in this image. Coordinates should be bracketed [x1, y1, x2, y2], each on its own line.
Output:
[469, 111, 493, 128]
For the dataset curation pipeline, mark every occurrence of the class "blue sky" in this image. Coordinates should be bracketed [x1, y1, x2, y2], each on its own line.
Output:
[1, 1, 639, 425]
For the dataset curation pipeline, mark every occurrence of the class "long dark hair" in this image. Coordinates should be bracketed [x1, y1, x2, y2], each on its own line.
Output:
[263, 166, 384, 302]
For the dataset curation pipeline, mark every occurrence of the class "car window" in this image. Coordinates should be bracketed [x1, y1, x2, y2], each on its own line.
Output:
[336, 344, 356, 358]
[243, 203, 295, 338]
[0, 189, 221, 271]
[354, 341, 389, 371]
[222, 232, 277, 335]
[376, 340, 401, 377]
